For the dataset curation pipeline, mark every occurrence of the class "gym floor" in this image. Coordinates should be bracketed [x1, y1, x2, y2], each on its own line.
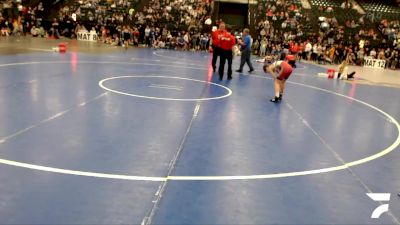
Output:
[0, 38, 399, 224]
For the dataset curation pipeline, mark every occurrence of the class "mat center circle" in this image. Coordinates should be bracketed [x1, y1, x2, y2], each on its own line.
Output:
[98, 76, 232, 101]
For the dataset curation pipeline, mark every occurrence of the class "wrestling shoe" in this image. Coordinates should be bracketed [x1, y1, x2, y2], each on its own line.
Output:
[270, 96, 281, 103]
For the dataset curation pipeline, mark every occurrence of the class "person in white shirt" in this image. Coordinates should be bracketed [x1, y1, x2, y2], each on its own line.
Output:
[260, 38, 267, 57]
[370, 48, 377, 59]
[312, 43, 318, 61]
[305, 42, 312, 60]
[144, 26, 151, 47]
[183, 32, 189, 50]
[30, 26, 39, 37]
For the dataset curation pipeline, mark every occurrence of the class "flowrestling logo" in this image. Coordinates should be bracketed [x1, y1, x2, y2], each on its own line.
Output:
[366, 193, 391, 219]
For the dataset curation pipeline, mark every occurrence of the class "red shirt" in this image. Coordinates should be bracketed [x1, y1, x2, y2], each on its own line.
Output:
[219, 32, 236, 50]
[299, 44, 305, 52]
[286, 54, 296, 61]
[289, 41, 294, 51]
[211, 30, 226, 47]
[291, 44, 299, 53]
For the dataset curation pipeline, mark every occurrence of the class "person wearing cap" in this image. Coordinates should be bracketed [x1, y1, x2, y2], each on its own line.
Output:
[218, 27, 236, 80]
[211, 22, 226, 72]
[263, 56, 293, 103]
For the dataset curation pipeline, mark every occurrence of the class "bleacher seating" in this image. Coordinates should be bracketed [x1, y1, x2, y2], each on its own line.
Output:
[256, 0, 315, 41]
[309, 0, 341, 7]
[357, 0, 400, 14]
[256, 0, 392, 47]
[139, 0, 212, 31]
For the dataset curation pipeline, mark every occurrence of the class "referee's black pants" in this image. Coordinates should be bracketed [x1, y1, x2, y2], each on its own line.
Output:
[212, 46, 221, 71]
[219, 49, 233, 80]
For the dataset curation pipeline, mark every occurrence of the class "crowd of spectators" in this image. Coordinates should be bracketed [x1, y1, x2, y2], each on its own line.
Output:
[253, 0, 399, 69]
[59, 0, 214, 50]
[1, 0, 213, 50]
[127, 0, 213, 50]
[0, 0, 46, 37]
[1, 0, 399, 69]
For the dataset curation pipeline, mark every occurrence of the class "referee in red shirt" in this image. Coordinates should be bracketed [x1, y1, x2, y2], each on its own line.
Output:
[218, 27, 236, 80]
[211, 23, 226, 72]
